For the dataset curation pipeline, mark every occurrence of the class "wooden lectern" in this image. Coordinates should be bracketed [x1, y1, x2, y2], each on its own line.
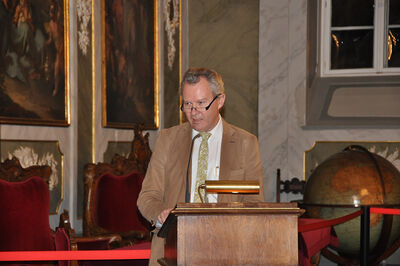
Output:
[158, 202, 304, 265]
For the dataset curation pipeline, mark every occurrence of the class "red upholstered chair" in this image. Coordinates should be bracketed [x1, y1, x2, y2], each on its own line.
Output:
[0, 176, 55, 252]
[0, 175, 74, 266]
[0, 157, 85, 265]
[83, 127, 152, 248]
[85, 171, 150, 243]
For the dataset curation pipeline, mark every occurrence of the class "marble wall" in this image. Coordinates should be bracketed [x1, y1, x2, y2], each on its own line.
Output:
[188, 0, 259, 136]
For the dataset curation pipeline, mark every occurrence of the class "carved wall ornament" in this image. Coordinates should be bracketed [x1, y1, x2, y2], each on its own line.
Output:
[369, 146, 400, 171]
[77, 0, 92, 55]
[305, 141, 400, 181]
[163, 0, 179, 70]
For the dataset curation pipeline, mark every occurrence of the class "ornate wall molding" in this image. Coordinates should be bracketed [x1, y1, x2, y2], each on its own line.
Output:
[163, 0, 179, 70]
[77, 0, 92, 55]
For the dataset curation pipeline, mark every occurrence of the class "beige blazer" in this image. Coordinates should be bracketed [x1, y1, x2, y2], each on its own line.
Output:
[137, 120, 264, 265]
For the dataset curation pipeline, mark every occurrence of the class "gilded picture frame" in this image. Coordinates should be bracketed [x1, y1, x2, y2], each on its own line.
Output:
[102, 0, 159, 129]
[0, 0, 70, 126]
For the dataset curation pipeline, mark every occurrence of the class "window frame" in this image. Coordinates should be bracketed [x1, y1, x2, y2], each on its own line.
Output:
[319, 0, 400, 77]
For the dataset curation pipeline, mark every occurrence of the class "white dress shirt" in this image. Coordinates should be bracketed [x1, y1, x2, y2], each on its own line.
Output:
[190, 115, 223, 203]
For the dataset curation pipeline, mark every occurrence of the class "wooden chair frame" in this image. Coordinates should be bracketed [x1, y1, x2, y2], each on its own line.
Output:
[0, 156, 52, 182]
[83, 127, 152, 245]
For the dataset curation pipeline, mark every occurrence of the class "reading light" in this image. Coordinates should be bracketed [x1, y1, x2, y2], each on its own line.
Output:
[198, 180, 260, 203]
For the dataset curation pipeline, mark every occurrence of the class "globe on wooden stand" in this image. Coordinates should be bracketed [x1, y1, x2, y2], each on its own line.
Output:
[303, 145, 400, 265]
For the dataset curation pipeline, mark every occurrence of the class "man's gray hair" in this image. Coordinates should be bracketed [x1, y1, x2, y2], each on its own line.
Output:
[180, 68, 225, 96]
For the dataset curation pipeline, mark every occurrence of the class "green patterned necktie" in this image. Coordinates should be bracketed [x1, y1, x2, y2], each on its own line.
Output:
[194, 132, 211, 203]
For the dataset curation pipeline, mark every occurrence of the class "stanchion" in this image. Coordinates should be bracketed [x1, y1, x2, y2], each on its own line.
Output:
[360, 206, 370, 266]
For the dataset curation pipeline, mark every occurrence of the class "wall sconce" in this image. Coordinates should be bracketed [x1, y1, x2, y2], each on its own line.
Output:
[198, 180, 260, 203]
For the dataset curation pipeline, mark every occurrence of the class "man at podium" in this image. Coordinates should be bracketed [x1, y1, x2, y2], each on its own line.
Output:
[137, 67, 264, 265]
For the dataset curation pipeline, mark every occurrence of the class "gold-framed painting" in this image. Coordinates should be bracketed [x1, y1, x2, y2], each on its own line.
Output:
[0, 0, 70, 126]
[0, 140, 64, 214]
[304, 141, 400, 180]
[102, 0, 159, 129]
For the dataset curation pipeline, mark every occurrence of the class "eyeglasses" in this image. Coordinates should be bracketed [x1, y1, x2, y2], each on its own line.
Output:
[180, 94, 221, 112]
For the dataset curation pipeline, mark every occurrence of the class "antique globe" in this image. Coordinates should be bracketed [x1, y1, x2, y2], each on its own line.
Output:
[303, 146, 400, 263]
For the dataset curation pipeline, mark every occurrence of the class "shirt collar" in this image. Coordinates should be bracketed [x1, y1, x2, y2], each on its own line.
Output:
[192, 114, 222, 139]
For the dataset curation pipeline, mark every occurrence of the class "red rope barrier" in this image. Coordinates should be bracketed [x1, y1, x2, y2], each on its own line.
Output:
[0, 249, 151, 262]
[298, 209, 363, 233]
[298, 207, 400, 233]
[371, 207, 400, 215]
[2, 207, 398, 262]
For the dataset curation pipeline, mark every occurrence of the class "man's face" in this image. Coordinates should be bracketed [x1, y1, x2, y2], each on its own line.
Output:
[182, 77, 225, 132]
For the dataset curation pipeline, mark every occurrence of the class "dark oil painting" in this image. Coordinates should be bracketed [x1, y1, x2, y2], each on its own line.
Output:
[0, 0, 69, 126]
[102, 0, 158, 129]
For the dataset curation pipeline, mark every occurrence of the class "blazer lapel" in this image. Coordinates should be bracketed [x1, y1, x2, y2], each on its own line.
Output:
[219, 120, 243, 203]
[175, 123, 193, 202]
[219, 120, 236, 180]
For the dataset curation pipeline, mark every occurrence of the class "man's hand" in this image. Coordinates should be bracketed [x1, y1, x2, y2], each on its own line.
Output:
[157, 208, 173, 225]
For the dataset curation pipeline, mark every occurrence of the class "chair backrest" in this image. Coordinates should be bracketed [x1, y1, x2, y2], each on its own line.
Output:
[0, 176, 54, 251]
[276, 168, 306, 203]
[83, 127, 152, 238]
[93, 171, 147, 233]
[0, 156, 52, 182]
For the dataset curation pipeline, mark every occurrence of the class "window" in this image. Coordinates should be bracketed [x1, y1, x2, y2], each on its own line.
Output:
[320, 0, 400, 76]
[388, 0, 400, 67]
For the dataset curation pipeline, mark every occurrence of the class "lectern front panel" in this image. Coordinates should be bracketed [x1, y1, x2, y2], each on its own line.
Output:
[177, 214, 298, 265]
[160, 202, 303, 265]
